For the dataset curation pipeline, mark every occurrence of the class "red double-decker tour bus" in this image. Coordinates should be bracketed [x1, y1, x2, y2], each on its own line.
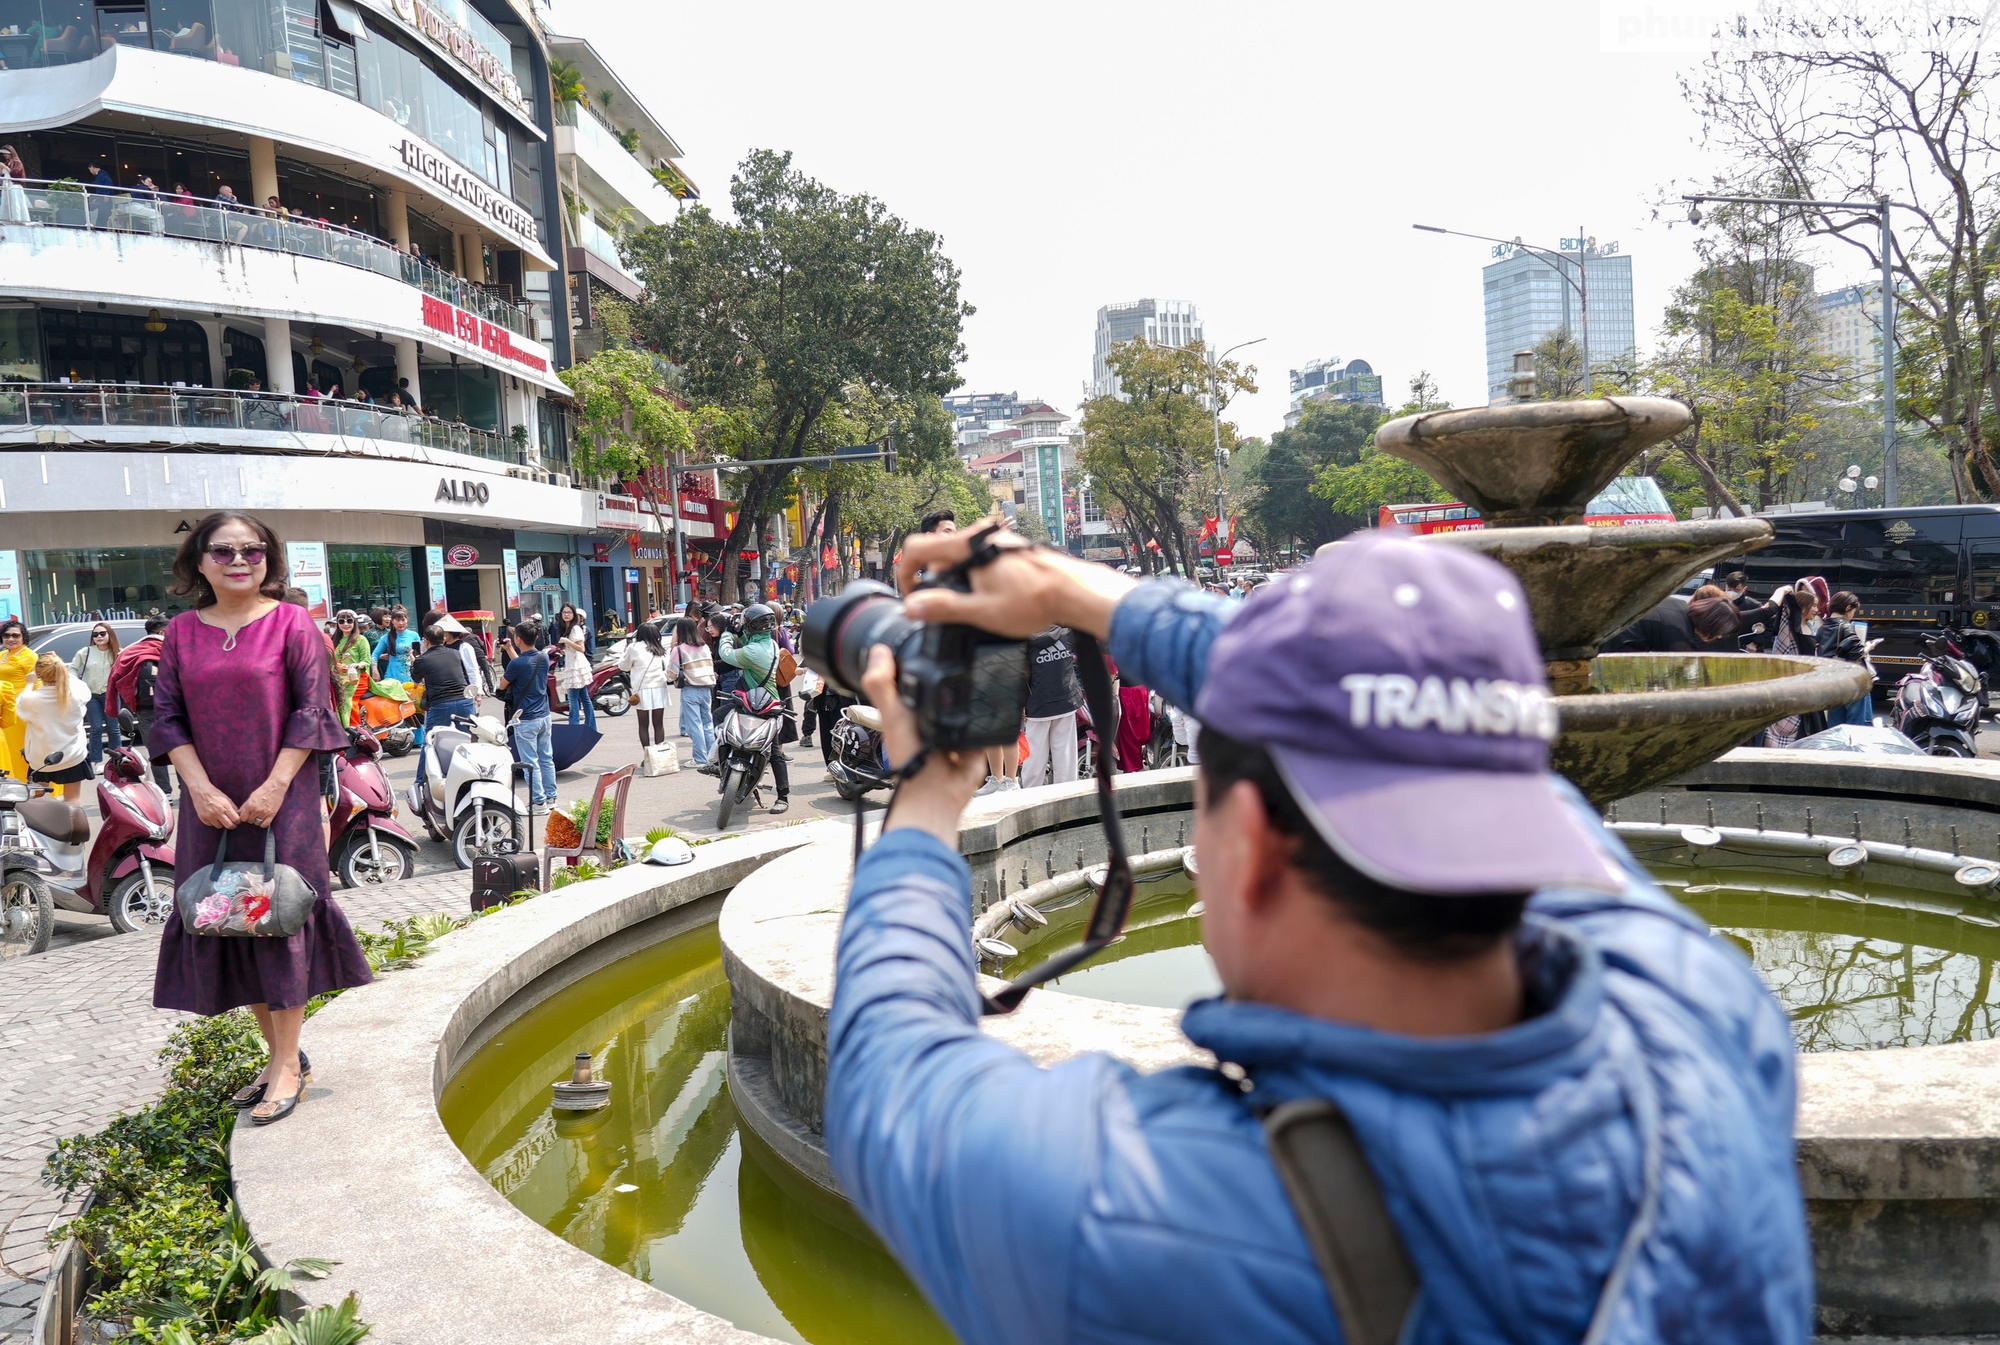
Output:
[1377, 476, 1675, 534]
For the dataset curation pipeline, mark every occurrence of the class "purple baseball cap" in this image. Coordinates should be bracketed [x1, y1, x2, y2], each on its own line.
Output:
[1193, 530, 1623, 896]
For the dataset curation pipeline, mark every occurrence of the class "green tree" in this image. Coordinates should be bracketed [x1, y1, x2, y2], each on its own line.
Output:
[560, 348, 697, 553]
[1532, 326, 1587, 400]
[1641, 209, 1842, 515]
[1079, 340, 1255, 575]
[1250, 400, 1379, 552]
[624, 150, 970, 600]
[1309, 374, 1452, 527]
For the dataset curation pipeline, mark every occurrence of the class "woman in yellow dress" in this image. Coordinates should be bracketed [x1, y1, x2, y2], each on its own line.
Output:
[0, 620, 38, 781]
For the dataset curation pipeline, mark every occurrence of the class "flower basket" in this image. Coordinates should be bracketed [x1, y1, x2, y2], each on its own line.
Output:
[546, 811, 581, 849]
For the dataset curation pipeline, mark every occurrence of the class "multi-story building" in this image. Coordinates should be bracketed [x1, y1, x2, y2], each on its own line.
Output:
[0, 0, 701, 626]
[545, 32, 689, 359]
[1818, 284, 1882, 385]
[1483, 245, 1635, 401]
[1091, 298, 1201, 399]
[943, 390, 1026, 452]
[1284, 356, 1383, 427]
[1012, 401, 1068, 544]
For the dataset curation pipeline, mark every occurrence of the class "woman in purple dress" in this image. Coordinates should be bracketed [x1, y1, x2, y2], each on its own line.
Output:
[151, 511, 370, 1125]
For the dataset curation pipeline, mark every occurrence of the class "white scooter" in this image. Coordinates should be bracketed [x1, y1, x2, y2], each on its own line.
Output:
[405, 712, 523, 868]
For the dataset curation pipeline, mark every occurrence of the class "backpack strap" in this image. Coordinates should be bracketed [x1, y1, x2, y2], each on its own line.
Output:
[1262, 1098, 1419, 1345]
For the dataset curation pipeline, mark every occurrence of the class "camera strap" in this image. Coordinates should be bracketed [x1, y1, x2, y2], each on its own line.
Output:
[980, 628, 1134, 1016]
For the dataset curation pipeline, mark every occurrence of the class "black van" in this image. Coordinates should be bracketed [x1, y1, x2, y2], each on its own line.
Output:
[1734, 505, 2000, 678]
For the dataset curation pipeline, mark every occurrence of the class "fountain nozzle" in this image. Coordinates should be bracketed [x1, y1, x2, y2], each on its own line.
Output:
[553, 1052, 612, 1112]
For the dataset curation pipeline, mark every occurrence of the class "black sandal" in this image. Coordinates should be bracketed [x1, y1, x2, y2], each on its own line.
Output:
[232, 1051, 312, 1110]
[252, 1077, 307, 1126]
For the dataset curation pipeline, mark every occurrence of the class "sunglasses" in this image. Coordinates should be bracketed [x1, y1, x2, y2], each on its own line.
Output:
[205, 545, 268, 566]
[92, 630, 110, 638]
[0, 632, 19, 641]
[337, 617, 355, 625]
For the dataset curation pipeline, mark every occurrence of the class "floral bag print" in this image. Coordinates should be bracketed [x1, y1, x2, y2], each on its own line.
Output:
[175, 826, 317, 937]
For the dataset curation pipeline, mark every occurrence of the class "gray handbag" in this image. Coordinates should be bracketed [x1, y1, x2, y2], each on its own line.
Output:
[175, 826, 317, 938]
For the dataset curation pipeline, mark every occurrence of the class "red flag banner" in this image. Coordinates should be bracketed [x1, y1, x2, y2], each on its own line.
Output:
[1198, 516, 1219, 542]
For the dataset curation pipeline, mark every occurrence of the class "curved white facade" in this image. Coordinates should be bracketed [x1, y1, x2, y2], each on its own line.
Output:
[4, 225, 563, 392]
[0, 45, 553, 263]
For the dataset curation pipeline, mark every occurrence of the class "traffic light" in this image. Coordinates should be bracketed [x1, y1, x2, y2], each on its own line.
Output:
[884, 437, 897, 474]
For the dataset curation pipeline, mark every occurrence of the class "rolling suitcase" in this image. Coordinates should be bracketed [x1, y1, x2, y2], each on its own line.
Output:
[471, 762, 542, 911]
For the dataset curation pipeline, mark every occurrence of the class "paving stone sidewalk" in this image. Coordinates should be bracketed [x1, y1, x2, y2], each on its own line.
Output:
[0, 872, 475, 1341]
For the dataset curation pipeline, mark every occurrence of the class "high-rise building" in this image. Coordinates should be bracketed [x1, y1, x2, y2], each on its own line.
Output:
[1817, 284, 1883, 384]
[0, 0, 697, 626]
[1482, 246, 1635, 401]
[1285, 357, 1384, 427]
[944, 391, 1028, 451]
[1092, 299, 1202, 398]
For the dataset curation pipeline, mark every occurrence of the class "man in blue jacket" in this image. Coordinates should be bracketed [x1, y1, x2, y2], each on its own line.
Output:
[825, 526, 1812, 1344]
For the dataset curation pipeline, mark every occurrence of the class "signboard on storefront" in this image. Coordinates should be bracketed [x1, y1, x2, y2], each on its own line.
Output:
[446, 544, 480, 567]
[419, 296, 549, 374]
[502, 548, 520, 610]
[425, 545, 448, 612]
[519, 556, 544, 587]
[285, 542, 330, 619]
[0, 551, 22, 622]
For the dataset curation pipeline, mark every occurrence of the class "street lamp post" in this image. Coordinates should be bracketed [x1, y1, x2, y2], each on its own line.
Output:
[1682, 192, 1899, 507]
[1414, 222, 1595, 393]
[1208, 336, 1264, 563]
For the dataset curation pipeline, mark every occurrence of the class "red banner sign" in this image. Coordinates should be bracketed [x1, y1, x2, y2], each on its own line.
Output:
[420, 295, 548, 373]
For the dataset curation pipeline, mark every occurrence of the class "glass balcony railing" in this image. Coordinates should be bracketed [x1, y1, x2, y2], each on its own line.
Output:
[0, 381, 528, 467]
[4, 179, 534, 338]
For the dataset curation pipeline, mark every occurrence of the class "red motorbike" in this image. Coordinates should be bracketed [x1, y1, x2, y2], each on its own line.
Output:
[0, 745, 175, 952]
[331, 726, 420, 887]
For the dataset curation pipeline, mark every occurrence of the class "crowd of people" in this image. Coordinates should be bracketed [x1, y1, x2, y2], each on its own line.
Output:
[1605, 568, 1877, 744]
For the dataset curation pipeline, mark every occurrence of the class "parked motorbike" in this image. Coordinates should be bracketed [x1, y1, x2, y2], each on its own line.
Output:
[1892, 634, 1984, 757]
[545, 659, 633, 719]
[714, 686, 787, 830]
[827, 703, 893, 802]
[360, 679, 419, 757]
[405, 712, 523, 868]
[331, 725, 419, 887]
[0, 746, 176, 959]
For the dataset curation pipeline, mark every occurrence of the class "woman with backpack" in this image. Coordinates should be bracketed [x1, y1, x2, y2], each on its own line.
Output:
[663, 618, 716, 771]
[1817, 590, 1877, 727]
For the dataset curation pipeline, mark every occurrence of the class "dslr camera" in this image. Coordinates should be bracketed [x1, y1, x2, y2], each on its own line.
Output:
[802, 577, 1030, 752]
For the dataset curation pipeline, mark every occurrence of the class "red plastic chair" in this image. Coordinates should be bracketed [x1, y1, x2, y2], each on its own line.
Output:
[542, 763, 635, 889]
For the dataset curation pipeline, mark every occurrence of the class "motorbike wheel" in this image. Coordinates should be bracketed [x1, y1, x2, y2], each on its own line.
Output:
[452, 808, 522, 870]
[716, 766, 743, 831]
[107, 865, 176, 935]
[339, 833, 416, 888]
[834, 780, 865, 802]
[1926, 738, 1975, 758]
[596, 676, 633, 718]
[382, 728, 415, 758]
[0, 871, 54, 959]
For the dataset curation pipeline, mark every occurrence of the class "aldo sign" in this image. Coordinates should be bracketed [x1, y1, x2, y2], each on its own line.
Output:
[438, 478, 492, 506]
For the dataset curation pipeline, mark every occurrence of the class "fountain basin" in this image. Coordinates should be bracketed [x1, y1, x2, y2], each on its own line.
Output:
[1554, 652, 1873, 804]
[1428, 516, 1773, 661]
[1375, 396, 1693, 526]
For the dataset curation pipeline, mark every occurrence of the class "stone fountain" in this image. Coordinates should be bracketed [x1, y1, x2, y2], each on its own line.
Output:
[1372, 396, 1871, 803]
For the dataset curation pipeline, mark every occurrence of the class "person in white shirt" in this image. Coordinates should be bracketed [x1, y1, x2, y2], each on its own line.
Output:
[17, 653, 90, 797]
[660, 618, 716, 769]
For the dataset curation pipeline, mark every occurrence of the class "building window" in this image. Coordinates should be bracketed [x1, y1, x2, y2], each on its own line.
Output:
[41, 310, 211, 386]
[23, 546, 179, 623]
[327, 544, 415, 613]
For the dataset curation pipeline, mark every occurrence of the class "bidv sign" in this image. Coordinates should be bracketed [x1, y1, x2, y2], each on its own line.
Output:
[437, 478, 492, 506]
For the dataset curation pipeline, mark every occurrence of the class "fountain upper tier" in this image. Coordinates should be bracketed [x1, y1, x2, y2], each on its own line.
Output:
[1376, 396, 1694, 527]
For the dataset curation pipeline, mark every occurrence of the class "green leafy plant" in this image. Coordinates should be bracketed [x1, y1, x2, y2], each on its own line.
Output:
[563, 797, 617, 849]
[549, 858, 603, 890]
[617, 127, 642, 156]
[239, 1293, 371, 1345]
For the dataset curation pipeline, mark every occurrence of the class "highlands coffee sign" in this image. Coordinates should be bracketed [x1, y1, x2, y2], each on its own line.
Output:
[420, 294, 550, 374]
[386, 0, 533, 118]
[398, 140, 539, 244]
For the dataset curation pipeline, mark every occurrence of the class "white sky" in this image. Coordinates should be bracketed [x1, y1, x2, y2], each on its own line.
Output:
[547, 0, 1881, 438]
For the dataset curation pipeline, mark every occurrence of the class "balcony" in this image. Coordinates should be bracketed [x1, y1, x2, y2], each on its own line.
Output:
[8, 178, 532, 337]
[0, 381, 531, 470]
[554, 102, 672, 228]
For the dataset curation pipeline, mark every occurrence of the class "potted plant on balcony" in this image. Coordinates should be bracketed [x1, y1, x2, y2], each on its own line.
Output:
[45, 178, 85, 227]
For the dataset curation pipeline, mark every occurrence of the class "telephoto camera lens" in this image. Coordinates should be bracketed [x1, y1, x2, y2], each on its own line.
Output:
[801, 580, 1030, 752]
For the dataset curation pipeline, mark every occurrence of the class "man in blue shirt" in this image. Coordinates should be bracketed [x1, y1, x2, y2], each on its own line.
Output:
[496, 623, 555, 807]
[824, 528, 1812, 1345]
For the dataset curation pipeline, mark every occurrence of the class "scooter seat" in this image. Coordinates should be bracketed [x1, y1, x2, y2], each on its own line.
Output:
[843, 705, 882, 731]
[17, 798, 90, 844]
